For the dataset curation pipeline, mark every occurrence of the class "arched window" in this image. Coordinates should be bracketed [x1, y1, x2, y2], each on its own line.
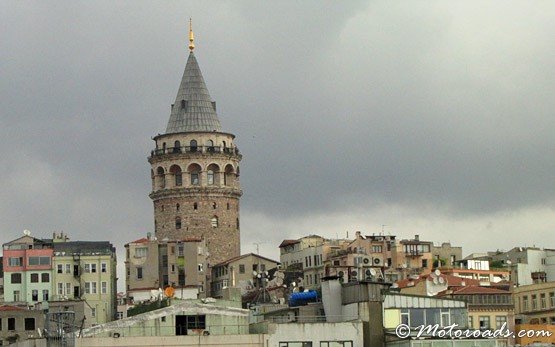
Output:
[190, 140, 198, 152]
[207, 164, 220, 186]
[175, 217, 182, 230]
[169, 165, 182, 186]
[211, 216, 218, 228]
[188, 164, 201, 186]
[173, 140, 181, 153]
[162, 142, 167, 153]
[156, 167, 165, 189]
[224, 164, 234, 186]
[176, 203, 180, 212]
[212, 202, 217, 210]
[193, 202, 198, 210]
[206, 139, 214, 153]
[207, 170, 214, 185]
[226, 203, 230, 210]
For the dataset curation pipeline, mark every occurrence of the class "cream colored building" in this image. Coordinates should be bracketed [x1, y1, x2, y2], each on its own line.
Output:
[513, 281, 555, 324]
[125, 234, 208, 301]
[50, 233, 117, 326]
[211, 253, 279, 298]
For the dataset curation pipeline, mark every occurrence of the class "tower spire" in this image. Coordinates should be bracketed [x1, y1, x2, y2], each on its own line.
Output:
[188, 18, 195, 51]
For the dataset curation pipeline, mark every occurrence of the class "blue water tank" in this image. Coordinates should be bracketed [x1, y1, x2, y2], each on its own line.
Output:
[288, 290, 318, 307]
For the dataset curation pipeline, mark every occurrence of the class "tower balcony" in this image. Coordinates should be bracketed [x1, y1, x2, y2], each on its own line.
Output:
[151, 146, 239, 157]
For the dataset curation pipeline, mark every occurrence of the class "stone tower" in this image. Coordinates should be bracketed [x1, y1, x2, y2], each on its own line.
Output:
[148, 26, 242, 266]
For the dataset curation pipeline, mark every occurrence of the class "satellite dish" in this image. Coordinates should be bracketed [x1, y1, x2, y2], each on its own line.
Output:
[433, 277, 438, 285]
[370, 268, 377, 277]
[252, 271, 258, 276]
[438, 277, 445, 284]
[23, 230, 31, 236]
[434, 269, 441, 276]
[338, 271, 344, 277]
[506, 260, 512, 265]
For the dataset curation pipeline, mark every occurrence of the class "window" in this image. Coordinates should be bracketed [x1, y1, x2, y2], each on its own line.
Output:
[422, 259, 428, 268]
[212, 202, 217, 209]
[65, 283, 71, 296]
[239, 264, 245, 274]
[101, 281, 107, 294]
[496, 316, 507, 329]
[211, 216, 218, 228]
[8, 318, 15, 331]
[207, 170, 214, 185]
[532, 294, 537, 310]
[550, 292, 555, 307]
[85, 263, 97, 273]
[479, 316, 490, 330]
[227, 202, 230, 210]
[9, 257, 23, 266]
[178, 244, 184, 257]
[66, 264, 71, 273]
[320, 342, 353, 347]
[400, 309, 410, 325]
[85, 282, 97, 294]
[31, 273, 39, 283]
[176, 203, 180, 212]
[32, 289, 39, 301]
[135, 247, 148, 257]
[28, 256, 50, 266]
[523, 296, 529, 311]
[11, 273, 22, 284]
[190, 139, 197, 151]
[541, 293, 547, 309]
[58, 283, 64, 295]
[41, 273, 50, 282]
[176, 217, 182, 229]
[198, 264, 204, 272]
[13, 290, 21, 301]
[186, 315, 206, 329]
[57, 264, 64, 273]
[91, 307, 96, 317]
[43, 289, 49, 301]
[468, 316, 474, 328]
[279, 343, 312, 347]
[180, 100, 186, 110]
[372, 245, 382, 253]
[193, 202, 198, 210]
[101, 262, 107, 273]
[191, 172, 199, 185]
[137, 267, 143, 280]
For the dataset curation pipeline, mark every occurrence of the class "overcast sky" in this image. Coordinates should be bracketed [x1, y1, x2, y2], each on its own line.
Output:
[1, 1, 554, 285]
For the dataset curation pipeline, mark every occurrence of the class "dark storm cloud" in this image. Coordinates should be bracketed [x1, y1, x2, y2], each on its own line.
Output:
[1, 1, 554, 261]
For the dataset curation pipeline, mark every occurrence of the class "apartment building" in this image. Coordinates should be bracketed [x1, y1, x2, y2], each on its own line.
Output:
[513, 281, 555, 325]
[2, 234, 53, 305]
[125, 234, 208, 301]
[211, 253, 279, 298]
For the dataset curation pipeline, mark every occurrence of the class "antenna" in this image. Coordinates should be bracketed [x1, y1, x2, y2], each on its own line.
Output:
[23, 229, 31, 236]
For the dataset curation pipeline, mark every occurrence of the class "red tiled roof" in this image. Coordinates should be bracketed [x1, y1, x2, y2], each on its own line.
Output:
[279, 239, 300, 248]
[396, 273, 480, 289]
[450, 285, 511, 295]
[0, 305, 25, 311]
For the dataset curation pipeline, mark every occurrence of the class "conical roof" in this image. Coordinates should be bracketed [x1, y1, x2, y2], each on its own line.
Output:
[165, 52, 222, 133]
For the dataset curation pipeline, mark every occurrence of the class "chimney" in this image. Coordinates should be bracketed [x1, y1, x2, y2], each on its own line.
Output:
[415, 234, 420, 241]
[147, 232, 152, 240]
[355, 231, 361, 239]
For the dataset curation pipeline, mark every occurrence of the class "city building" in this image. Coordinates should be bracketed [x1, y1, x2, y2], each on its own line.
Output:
[440, 259, 510, 286]
[279, 235, 350, 290]
[0, 304, 44, 346]
[432, 242, 463, 267]
[397, 272, 480, 296]
[2, 234, 53, 305]
[438, 286, 514, 333]
[125, 233, 208, 301]
[513, 281, 555, 325]
[211, 253, 280, 298]
[148, 23, 242, 266]
[490, 247, 555, 286]
[391, 235, 434, 278]
[49, 233, 117, 326]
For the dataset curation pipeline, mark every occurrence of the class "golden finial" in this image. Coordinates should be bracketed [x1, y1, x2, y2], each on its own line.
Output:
[188, 18, 195, 51]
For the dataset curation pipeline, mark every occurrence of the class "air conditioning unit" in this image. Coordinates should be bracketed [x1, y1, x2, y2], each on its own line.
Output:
[372, 257, 383, 266]
[365, 268, 377, 281]
[349, 270, 358, 282]
[355, 256, 372, 267]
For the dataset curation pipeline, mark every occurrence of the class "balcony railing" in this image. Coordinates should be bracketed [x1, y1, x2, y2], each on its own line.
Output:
[151, 146, 240, 157]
